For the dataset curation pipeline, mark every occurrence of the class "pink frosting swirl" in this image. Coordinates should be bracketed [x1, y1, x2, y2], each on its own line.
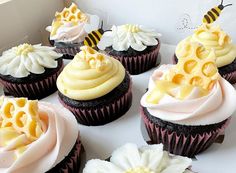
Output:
[141, 65, 236, 125]
[0, 102, 78, 173]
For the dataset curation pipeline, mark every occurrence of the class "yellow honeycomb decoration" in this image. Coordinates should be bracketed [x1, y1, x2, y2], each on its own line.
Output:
[55, 3, 88, 23]
[146, 42, 219, 104]
[77, 46, 109, 71]
[166, 42, 219, 90]
[0, 98, 44, 141]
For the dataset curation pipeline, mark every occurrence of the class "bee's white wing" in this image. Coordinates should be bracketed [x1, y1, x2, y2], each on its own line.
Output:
[176, 13, 197, 33]
[84, 14, 100, 33]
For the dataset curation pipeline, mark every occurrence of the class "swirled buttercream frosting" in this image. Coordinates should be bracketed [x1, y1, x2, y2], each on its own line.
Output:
[0, 43, 62, 78]
[98, 24, 161, 51]
[141, 42, 236, 125]
[57, 46, 125, 100]
[0, 97, 78, 173]
[176, 24, 236, 67]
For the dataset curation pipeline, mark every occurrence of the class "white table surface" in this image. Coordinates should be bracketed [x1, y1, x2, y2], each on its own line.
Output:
[1, 43, 236, 173]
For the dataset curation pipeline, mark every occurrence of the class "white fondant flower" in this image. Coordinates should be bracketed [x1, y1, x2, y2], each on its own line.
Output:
[83, 143, 192, 173]
[98, 24, 161, 51]
[0, 44, 62, 78]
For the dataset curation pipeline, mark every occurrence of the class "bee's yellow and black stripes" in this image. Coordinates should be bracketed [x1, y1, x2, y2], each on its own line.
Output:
[84, 29, 104, 48]
[203, 7, 221, 24]
[202, 0, 232, 24]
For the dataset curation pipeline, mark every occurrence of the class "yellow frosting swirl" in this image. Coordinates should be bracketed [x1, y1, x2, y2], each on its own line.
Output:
[176, 24, 236, 67]
[57, 46, 126, 100]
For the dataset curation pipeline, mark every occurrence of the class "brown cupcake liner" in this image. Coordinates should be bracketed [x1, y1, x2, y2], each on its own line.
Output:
[109, 44, 161, 75]
[172, 55, 177, 64]
[54, 46, 81, 59]
[0, 65, 63, 100]
[47, 137, 84, 173]
[141, 107, 231, 158]
[222, 70, 236, 84]
[59, 83, 132, 126]
[48, 38, 82, 60]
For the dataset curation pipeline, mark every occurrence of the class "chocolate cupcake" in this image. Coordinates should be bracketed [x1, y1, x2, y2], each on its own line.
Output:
[0, 97, 83, 173]
[174, 24, 236, 84]
[141, 42, 236, 157]
[46, 3, 100, 59]
[57, 46, 132, 126]
[83, 143, 194, 173]
[98, 24, 161, 75]
[0, 43, 63, 99]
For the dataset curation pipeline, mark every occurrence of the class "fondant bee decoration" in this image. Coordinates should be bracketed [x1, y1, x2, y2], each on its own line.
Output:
[203, 0, 232, 24]
[84, 18, 104, 48]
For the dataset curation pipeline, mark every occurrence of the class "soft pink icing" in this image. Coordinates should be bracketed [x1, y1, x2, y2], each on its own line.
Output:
[0, 102, 78, 173]
[47, 21, 87, 43]
[141, 65, 236, 125]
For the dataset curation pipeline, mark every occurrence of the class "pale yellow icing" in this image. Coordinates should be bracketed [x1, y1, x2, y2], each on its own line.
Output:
[122, 24, 141, 33]
[16, 43, 34, 56]
[0, 98, 47, 159]
[177, 24, 236, 67]
[57, 46, 126, 100]
[147, 42, 219, 104]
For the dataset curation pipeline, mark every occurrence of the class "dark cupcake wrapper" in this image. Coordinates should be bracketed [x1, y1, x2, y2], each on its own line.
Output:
[141, 106, 231, 158]
[54, 46, 81, 60]
[0, 65, 63, 100]
[173, 54, 236, 84]
[222, 71, 236, 84]
[47, 137, 84, 173]
[59, 81, 132, 126]
[172, 55, 177, 65]
[48, 38, 83, 60]
[108, 43, 161, 75]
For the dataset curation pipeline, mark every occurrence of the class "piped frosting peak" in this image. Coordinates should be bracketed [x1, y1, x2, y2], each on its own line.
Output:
[176, 24, 236, 67]
[57, 46, 126, 100]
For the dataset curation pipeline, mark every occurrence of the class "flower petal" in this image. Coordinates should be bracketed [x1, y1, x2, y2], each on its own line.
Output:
[140, 144, 164, 170]
[83, 159, 123, 173]
[110, 143, 141, 170]
[161, 152, 192, 173]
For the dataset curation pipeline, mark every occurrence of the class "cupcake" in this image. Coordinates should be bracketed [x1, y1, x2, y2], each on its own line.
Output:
[174, 24, 236, 84]
[141, 42, 236, 157]
[57, 46, 132, 126]
[0, 43, 63, 99]
[98, 24, 161, 75]
[0, 97, 83, 173]
[83, 143, 193, 173]
[46, 3, 100, 59]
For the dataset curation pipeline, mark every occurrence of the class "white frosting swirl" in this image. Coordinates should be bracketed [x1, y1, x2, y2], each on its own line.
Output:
[47, 20, 88, 43]
[141, 65, 236, 126]
[0, 44, 62, 78]
[98, 24, 161, 51]
[0, 101, 78, 173]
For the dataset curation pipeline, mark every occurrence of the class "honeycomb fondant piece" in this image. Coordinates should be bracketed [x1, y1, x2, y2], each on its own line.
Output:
[0, 98, 44, 141]
[167, 42, 219, 90]
[77, 46, 109, 71]
[55, 3, 88, 23]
